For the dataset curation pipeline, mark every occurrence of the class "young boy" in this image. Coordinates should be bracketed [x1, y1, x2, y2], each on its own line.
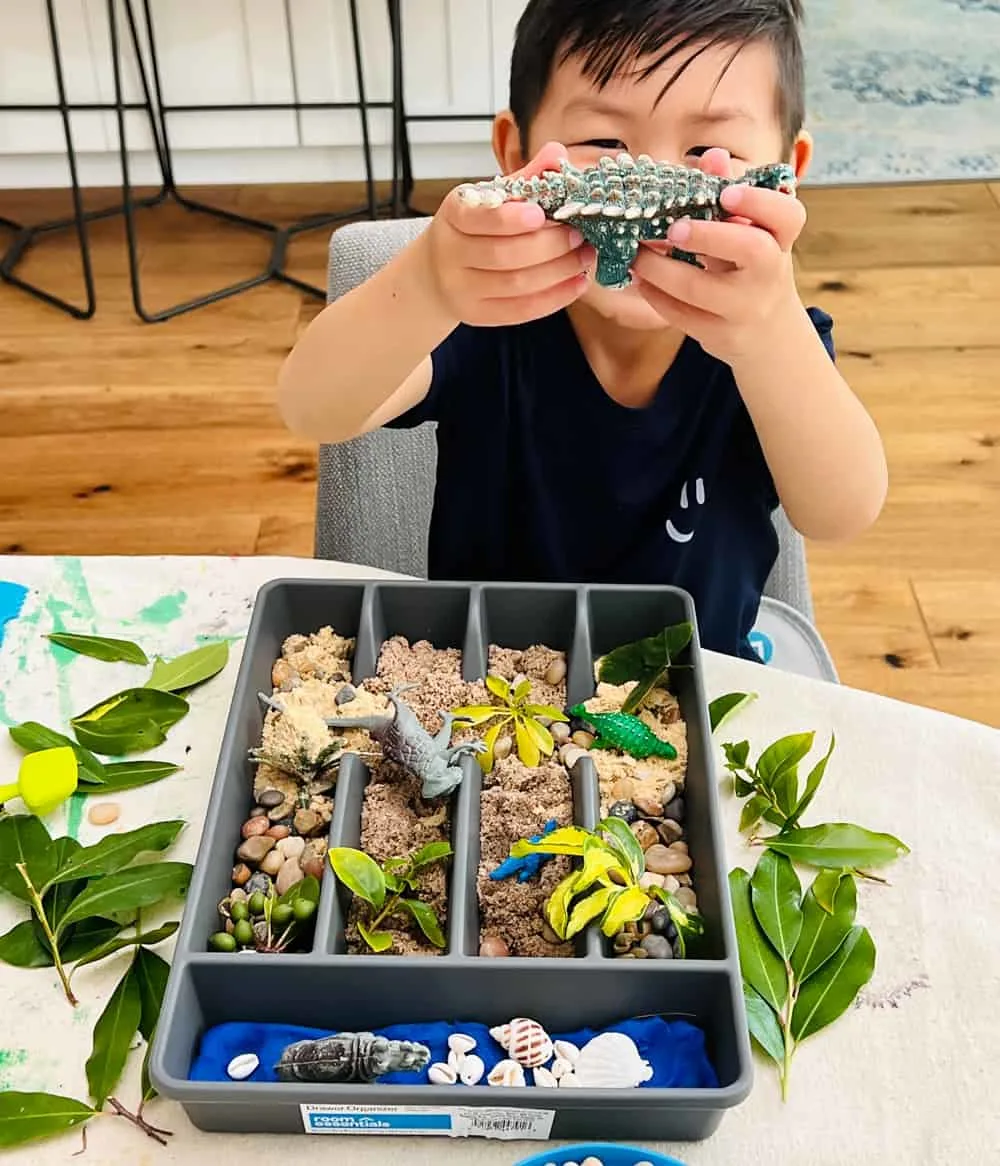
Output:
[278, 0, 888, 661]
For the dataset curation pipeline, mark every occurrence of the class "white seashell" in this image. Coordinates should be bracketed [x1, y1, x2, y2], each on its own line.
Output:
[573, 1033, 654, 1089]
[492, 1017, 553, 1068]
[533, 1065, 558, 1087]
[582, 1159, 605, 1166]
[552, 1039, 580, 1064]
[558, 1071, 581, 1087]
[448, 1033, 477, 1057]
[487, 1059, 525, 1087]
[226, 1053, 259, 1080]
[428, 1062, 458, 1085]
[550, 1056, 574, 1080]
[459, 1054, 485, 1086]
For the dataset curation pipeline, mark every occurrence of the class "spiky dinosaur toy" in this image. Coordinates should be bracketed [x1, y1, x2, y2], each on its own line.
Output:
[324, 685, 485, 799]
[456, 152, 797, 289]
[568, 703, 678, 761]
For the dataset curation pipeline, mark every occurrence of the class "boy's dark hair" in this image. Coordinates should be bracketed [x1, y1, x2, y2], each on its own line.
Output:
[509, 0, 805, 155]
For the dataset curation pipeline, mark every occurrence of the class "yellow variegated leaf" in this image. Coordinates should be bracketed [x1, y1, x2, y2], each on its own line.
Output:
[451, 704, 501, 725]
[513, 678, 532, 704]
[525, 703, 569, 721]
[544, 872, 578, 938]
[510, 826, 589, 857]
[565, 886, 617, 938]
[521, 716, 554, 757]
[485, 674, 511, 702]
[573, 838, 621, 893]
[515, 718, 541, 768]
[478, 720, 504, 774]
[600, 885, 650, 936]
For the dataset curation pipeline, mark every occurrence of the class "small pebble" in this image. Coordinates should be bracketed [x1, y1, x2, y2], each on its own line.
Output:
[632, 946, 649, 959]
[493, 734, 513, 762]
[246, 871, 273, 896]
[639, 871, 665, 891]
[559, 744, 586, 769]
[676, 887, 698, 911]
[236, 835, 276, 865]
[541, 922, 562, 945]
[616, 950, 636, 959]
[610, 777, 636, 801]
[665, 796, 685, 822]
[271, 659, 295, 689]
[613, 933, 632, 954]
[231, 863, 251, 887]
[265, 825, 290, 843]
[544, 657, 567, 686]
[633, 794, 664, 818]
[267, 805, 291, 823]
[571, 730, 594, 749]
[479, 935, 510, 957]
[277, 835, 306, 861]
[664, 874, 681, 893]
[644, 843, 692, 875]
[677, 873, 693, 887]
[609, 800, 639, 824]
[550, 722, 571, 743]
[582, 1157, 605, 1166]
[658, 818, 684, 844]
[293, 809, 323, 837]
[241, 816, 270, 839]
[300, 849, 326, 881]
[335, 684, 357, 705]
[649, 907, 671, 935]
[258, 789, 284, 809]
[670, 840, 689, 854]
[227, 1053, 259, 1080]
[249, 806, 268, 818]
[229, 887, 248, 904]
[276, 858, 305, 895]
[87, 802, 120, 826]
[641, 934, 674, 959]
[631, 821, 658, 850]
[259, 851, 284, 877]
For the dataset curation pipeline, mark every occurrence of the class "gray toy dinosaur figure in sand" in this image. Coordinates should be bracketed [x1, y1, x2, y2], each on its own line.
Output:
[324, 685, 485, 799]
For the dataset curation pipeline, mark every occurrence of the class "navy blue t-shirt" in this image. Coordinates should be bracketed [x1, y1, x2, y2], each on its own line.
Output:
[387, 306, 835, 659]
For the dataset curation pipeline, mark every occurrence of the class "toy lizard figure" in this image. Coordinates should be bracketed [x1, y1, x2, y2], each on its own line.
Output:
[489, 818, 559, 883]
[568, 703, 678, 761]
[324, 685, 486, 799]
[456, 152, 797, 289]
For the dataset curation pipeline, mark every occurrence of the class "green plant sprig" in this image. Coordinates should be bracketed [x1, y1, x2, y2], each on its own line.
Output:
[596, 621, 694, 714]
[328, 842, 452, 953]
[451, 674, 567, 772]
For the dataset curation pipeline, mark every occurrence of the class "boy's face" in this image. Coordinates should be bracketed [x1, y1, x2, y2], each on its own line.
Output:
[493, 37, 811, 332]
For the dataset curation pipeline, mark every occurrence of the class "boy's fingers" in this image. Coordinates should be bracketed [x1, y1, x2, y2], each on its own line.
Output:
[513, 139, 570, 179]
[693, 147, 733, 179]
[466, 224, 585, 271]
[657, 218, 778, 269]
[447, 190, 547, 236]
[631, 248, 737, 317]
[468, 245, 595, 298]
[481, 270, 590, 325]
[720, 184, 806, 250]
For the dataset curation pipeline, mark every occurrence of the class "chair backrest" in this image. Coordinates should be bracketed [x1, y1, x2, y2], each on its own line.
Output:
[317, 217, 815, 622]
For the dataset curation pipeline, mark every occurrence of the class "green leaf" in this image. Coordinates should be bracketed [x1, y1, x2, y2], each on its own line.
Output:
[0, 814, 56, 903]
[398, 898, 446, 948]
[743, 983, 785, 1065]
[145, 641, 229, 693]
[572, 836, 621, 895]
[514, 716, 541, 767]
[485, 674, 511, 702]
[59, 919, 123, 964]
[750, 850, 803, 961]
[44, 820, 185, 891]
[279, 874, 320, 908]
[739, 794, 770, 834]
[764, 823, 910, 870]
[85, 962, 142, 1107]
[357, 921, 393, 952]
[327, 847, 386, 910]
[131, 946, 171, 1040]
[0, 1092, 95, 1148]
[70, 922, 178, 978]
[71, 688, 189, 756]
[35, 837, 82, 937]
[565, 885, 617, 938]
[598, 816, 645, 882]
[728, 868, 788, 1014]
[599, 885, 649, 936]
[77, 760, 180, 794]
[723, 740, 750, 770]
[8, 722, 107, 784]
[811, 868, 847, 914]
[756, 732, 814, 796]
[791, 925, 876, 1043]
[791, 872, 857, 983]
[787, 734, 836, 829]
[141, 1027, 157, 1105]
[512, 678, 532, 704]
[408, 841, 453, 870]
[709, 692, 757, 733]
[598, 622, 694, 687]
[0, 919, 56, 968]
[45, 632, 148, 665]
[510, 826, 589, 858]
[734, 776, 754, 798]
[56, 862, 192, 936]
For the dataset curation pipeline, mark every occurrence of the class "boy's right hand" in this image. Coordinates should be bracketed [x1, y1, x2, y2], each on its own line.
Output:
[425, 141, 595, 326]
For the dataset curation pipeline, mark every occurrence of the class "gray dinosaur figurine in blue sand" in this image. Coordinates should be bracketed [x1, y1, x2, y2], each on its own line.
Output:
[322, 685, 486, 799]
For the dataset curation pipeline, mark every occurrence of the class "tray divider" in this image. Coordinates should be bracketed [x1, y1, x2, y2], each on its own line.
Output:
[447, 756, 483, 957]
[351, 583, 381, 680]
[316, 753, 370, 955]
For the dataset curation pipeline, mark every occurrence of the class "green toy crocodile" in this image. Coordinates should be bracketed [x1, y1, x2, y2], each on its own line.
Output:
[568, 704, 677, 761]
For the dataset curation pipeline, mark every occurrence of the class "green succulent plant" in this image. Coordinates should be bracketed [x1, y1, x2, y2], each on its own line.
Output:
[451, 674, 568, 772]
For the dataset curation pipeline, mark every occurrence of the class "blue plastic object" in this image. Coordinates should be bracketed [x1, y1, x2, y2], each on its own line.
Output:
[515, 1144, 687, 1166]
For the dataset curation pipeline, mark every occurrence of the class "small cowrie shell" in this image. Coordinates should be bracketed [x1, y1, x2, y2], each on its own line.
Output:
[459, 1054, 485, 1086]
[487, 1059, 525, 1087]
[550, 1056, 574, 1080]
[533, 1065, 558, 1087]
[448, 1033, 477, 1056]
[558, 1071, 581, 1087]
[428, 1062, 458, 1085]
[226, 1053, 259, 1080]
[447, 1049, 461, 1071]
[553, 1040, 580, 1063]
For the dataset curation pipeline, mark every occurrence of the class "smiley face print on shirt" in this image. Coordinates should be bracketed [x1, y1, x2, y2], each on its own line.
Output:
[666, 478, 706, 544]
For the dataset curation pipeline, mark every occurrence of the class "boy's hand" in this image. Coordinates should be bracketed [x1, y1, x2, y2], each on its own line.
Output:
[630, 148, 807, 366]
[425, 141, 594, 327]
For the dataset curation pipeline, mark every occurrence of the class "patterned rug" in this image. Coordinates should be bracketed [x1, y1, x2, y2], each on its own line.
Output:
[804, 0, 1000, 183]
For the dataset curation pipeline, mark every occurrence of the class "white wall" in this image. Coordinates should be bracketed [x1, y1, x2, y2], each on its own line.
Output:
[0, 0, 530, 188]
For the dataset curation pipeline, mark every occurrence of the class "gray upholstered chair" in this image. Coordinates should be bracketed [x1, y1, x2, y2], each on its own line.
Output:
[316, 218, 838, 682]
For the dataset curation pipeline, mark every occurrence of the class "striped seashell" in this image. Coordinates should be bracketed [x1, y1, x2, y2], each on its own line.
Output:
[490, 1017, 553, 1068]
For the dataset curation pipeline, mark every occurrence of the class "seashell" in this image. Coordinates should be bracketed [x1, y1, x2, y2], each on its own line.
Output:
[552, 1039, 580, 1064]
[487, 1059, 526, 1087]
[558, 1071, 581, 1087]
[459, 1054, 485, 1086]
[428, 1062, 458, 1085]
[533, 1065, 558, 1087]
[573, 1033, 654, 1089]
[226, 1053, 259, 1080]
[447, 1049, 462, 1072]
[448, 1033, 477, 1057]
[550, 1056, 575, 1080]
[490, 1017, 553, 1068]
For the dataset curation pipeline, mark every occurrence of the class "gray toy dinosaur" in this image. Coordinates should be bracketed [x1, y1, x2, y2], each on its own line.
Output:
[323, 685, 485, 799]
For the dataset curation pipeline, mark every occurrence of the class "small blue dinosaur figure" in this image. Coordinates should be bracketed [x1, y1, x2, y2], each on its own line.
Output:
[489, 818, 559, 883]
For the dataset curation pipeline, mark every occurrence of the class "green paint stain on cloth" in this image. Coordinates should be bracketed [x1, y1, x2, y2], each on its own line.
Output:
[0, 1048, 28, 1089]
[139, 592, 187, 625]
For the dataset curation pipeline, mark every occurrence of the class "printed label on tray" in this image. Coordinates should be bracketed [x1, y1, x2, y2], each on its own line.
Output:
[299, 1103, 555, 1139]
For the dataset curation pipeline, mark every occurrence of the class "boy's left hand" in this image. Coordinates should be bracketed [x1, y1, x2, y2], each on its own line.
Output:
[630, 148, 807, 367]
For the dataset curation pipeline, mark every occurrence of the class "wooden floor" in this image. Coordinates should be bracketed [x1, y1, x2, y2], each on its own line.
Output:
[1, 178, 998, 728]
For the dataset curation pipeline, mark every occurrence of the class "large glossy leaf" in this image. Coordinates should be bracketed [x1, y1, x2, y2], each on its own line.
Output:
[327, 847, 385, 910]
[565, 886, 617, 938]
[357, 921, 392, 952]
[600, 885, 649, 936]
[8, 722, 106, 784]
[755, 732, 814, 811]
[739, 794, 770, 834]
[811, 868, 847, 915]
[145, 641, 228, 693]
[786, 734, 836, 829]
[0, 919, 54, 968]
[750, 850, 803, 961]
[408, 841, 453, 870]
[764, 823, 910, 870]
[791, 872, 857, 983]
[85, 963, 142, 1107]
[44, 820, 185, 891]
[398, 898, 446, 948]
[599, 816, 645, 882]
[76, 760, 180, 794]
[791, 925, 876, 1042]
[71, 688, 189, 756]
[728, 868, 788, 1014]
[70, 922, 178, 979]
[56, 862, 192, 936]
[598, 622, 694, 686]
[572, 837, 620, 894]
[131, 946, 172, 1040]
[45, 632, 148, 665]
[0, 814, 56, 903]
[59, 918, 123, 964]
[0, 1092, 94, 1148]
[743, 984, 784, 1065]
[709, 692, 757, 734]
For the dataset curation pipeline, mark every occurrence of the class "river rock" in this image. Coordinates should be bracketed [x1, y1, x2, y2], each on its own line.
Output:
[550, 722, 571, 743]
[241, 816, 270, 839]
[631, 821, 658, 850]
[640, 934, 673, 960]
[633, 794, 664, 818]
[231, 863, 251, 887]
[544, 657, 567, 686]
[644, 844, 692, 876]
[236, 836, 276, 865]
[300, 839, 327, 880]
[266, 824, 291, 840]
[480, 935, 510, 957]
[258, 789, 284, 809]
[277, 835, 306, 861]
[293, 809, 323, 837]
[665, 796, 685, 822]
[572, 730, 595, 749]
[260, 850, 284, 877]
[276, 858, 305, 895]
[658, 818, 684, 844]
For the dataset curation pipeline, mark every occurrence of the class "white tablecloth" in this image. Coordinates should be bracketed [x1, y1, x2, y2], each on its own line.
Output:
[1, 555, 997, 1166]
